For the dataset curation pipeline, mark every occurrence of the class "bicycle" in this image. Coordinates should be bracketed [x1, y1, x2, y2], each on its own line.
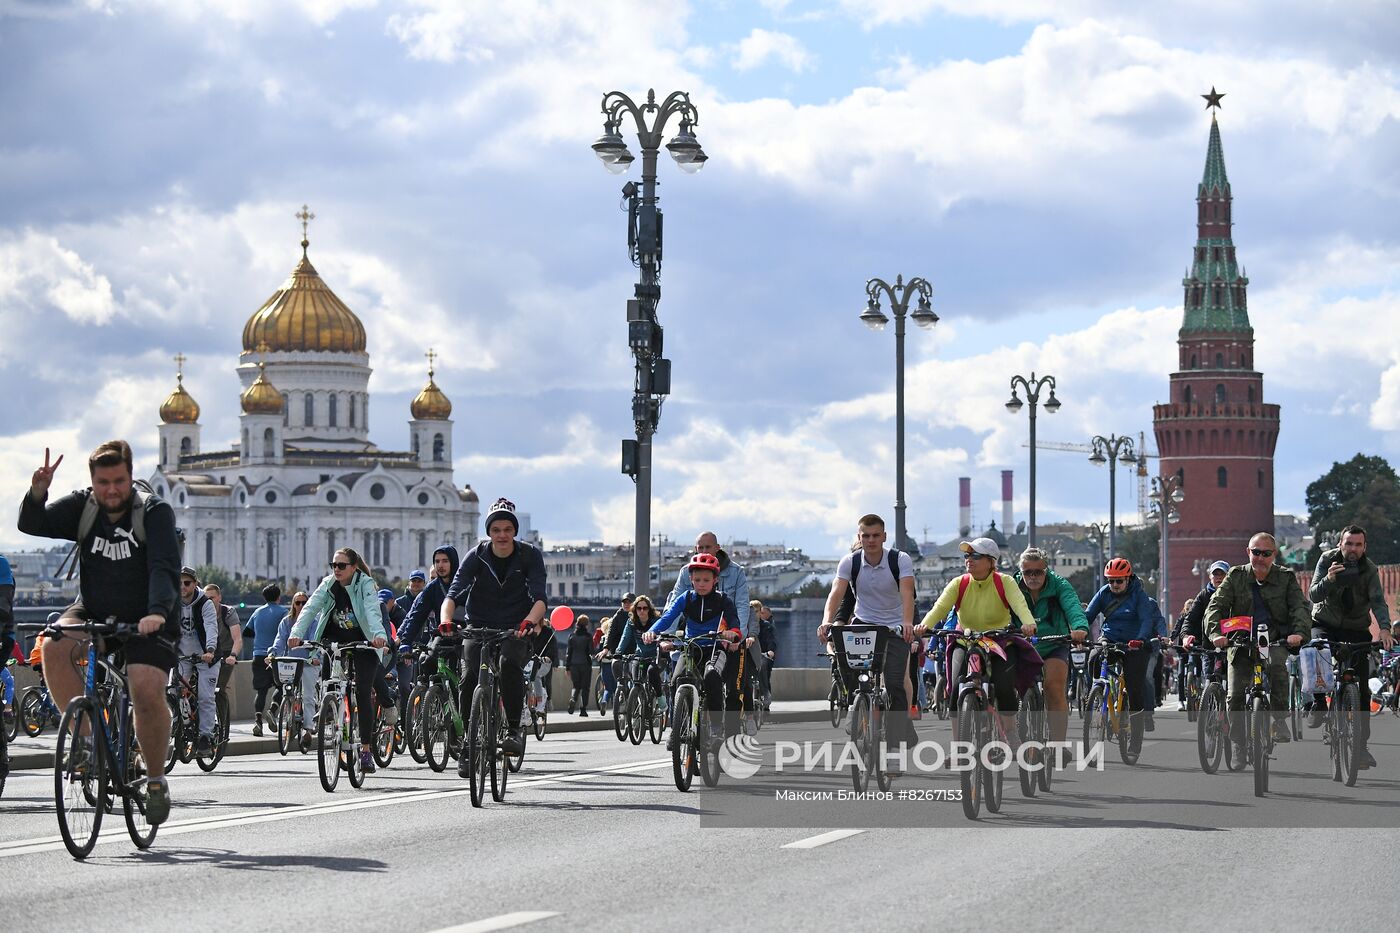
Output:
[1174, 644, 1203, 723]
[1067, 641, 1091, 720]
[822, 649, 853, 727]
[593, 659, 607, 715]
[661, 633, 730, 792]
[166, 654, 230, 773]
[19, 679, 63, 737]
[3, 659, 18, 742]
[461, 627, 524, 807]
[523, 653, 552, 741]
[404, 644, 435, 764]
[45, 617, 161, 858]
[1195, 647, 1242, 774]
[1017, 634, 1075, 797]
[421, 634, 467, 773]
[306, 641, 380, 793]
[1084, 639, 1158, 767]
[1220, 621, 1281, 797]
[270, 655, 316, 756]
[626, 654, 668, 746]
[1311, 638, 1384, 788]
[832, 624, 894, 794]
[610, 653, 637, 742]
[937, 626, 1023, 820]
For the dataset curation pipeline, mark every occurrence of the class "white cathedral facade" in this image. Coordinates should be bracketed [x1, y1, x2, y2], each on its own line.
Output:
[151, 222, 479, 589]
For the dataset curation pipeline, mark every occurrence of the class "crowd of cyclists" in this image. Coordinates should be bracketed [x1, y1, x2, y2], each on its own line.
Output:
[1, 440, 1396, 851]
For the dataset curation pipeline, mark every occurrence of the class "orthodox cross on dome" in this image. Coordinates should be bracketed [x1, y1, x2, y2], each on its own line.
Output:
[256, 340, 271, 369]
[1202, 86, 1225, 117]
[425, 347, 438, 378]
[296, 203, 315, 254]
[174, 352, 187, 383]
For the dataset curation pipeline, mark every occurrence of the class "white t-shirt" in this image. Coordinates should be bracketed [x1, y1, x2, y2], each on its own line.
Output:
[836, 547, 915, 630]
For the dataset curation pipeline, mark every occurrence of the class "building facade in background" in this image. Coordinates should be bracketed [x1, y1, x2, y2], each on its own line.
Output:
[151, 225, 480, 590]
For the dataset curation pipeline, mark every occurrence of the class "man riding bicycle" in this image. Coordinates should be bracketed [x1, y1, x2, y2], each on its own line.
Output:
[440, 499, 547, 774]
[18, 441, 181, 825]
[1084, 558, 1159, 739]
[1307, 524, 1394, 768]
[1203, 533, 1309, 760]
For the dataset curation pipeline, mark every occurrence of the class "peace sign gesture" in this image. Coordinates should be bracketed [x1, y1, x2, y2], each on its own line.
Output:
[31, 447, 64, 499]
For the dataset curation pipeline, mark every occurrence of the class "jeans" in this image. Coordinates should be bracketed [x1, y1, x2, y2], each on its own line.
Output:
[1, 666, 12, 704]
[177, 655, 219, 736]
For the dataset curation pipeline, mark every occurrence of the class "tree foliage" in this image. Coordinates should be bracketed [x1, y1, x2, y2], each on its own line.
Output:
[1305, 455, 1400, 565]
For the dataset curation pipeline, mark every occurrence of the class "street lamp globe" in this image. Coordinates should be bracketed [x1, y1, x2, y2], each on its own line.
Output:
[1167, 510, 1181, 524]
[592, 124, 632, 171]
[1089, 449, 1107, 466]
[678, 149, 708, 174]
[666, 121, 704, 172]
[1171, 487, 1185, 503]
[1005, 394, 1024, 414]
[1044, 392, 1061, 413]
[911, 299, 938, 330]
[860, 299, 889, 331]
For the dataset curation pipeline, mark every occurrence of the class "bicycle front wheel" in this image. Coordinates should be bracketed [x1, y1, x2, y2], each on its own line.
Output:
[1340, 683, 1361, 787]
[20, 687, 47, 737]
[489, 696, 508, 801]
[277, 688, 298, 757]
[613, 683, 630, 742]
[671, 688, 695, 792]
[196, 691, 230, 772]
[627, 685, 647, 746]
[1019, 686, 1040, 798]
[957, 695, 983, 820]
[1197, 683, 1225, 774]
[406, 684, 428, 764]
[55, 697, 106, 859]
[466, 688, 491, 808]
[1252, 696, 1270, 797]
[849, 693, 871, 794]
[317, 695, 342, 793]
[1084, 684, 1108, 753]
[828, 682, 844, 727]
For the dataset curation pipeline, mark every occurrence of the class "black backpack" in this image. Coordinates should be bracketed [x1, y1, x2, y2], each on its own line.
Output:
[836, 549, 908, 623]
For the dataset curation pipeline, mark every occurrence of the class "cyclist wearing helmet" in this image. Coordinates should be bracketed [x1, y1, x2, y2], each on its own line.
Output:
[644, 552, 744, 750]
[1084, 557, 1160, 737]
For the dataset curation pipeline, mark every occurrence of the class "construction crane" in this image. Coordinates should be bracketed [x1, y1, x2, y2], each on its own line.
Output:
[1023, 431, 1160, 522]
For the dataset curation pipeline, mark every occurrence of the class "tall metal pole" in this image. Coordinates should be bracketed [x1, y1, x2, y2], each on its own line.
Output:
[861, 275, 937, 555]
[1006, 373, 1059, 548]
[1148, 473, 1183, 617]
[1090, 433, 1136, 561]
[592, 89, 706, 596]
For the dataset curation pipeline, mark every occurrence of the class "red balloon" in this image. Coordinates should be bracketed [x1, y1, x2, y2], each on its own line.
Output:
[549, 605, 575, 632]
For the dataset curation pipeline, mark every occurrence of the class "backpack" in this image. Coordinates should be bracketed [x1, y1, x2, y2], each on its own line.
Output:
[954, 572, 1011, 613]
[59, 479, 160, 581]
[838, 548, 910, 623]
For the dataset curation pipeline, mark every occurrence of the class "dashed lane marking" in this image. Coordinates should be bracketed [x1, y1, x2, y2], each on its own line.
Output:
[781, 829, 866, 849]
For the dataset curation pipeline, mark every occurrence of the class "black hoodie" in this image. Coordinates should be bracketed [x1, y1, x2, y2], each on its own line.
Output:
[399, 544, 460, 646]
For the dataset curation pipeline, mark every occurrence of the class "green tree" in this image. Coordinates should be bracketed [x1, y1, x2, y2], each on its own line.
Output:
[1066, 566, 1098, 602]
[795, 578, 830, 598]
[1305, 455, 1400, 565]
[194, 563, 236, 594]
[1114, 525, 1161, 598]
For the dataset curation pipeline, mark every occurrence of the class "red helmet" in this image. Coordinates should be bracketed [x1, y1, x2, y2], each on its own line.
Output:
[687, 552, 721, 575]
[1104, 557, 1133, 579]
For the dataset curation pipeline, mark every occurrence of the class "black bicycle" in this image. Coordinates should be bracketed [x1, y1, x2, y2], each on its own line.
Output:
[46, 618, 160, 858]
[1017, 634, 1075, 797]
[166, 653, 230, 773]
[832, 624, 894, 794]
[1224, 622, 1280, 797]
[823, 649, 853, 727]
[1194, 647, 1238, 774]
[461, 627, 522, 807]
[1310, 637, 1383, 787]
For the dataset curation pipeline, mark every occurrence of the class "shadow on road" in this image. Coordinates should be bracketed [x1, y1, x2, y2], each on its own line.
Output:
[121, 847, 389, 873]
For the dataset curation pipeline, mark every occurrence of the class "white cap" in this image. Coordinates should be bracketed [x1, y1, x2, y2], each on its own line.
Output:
[959, 538, 1001, 560]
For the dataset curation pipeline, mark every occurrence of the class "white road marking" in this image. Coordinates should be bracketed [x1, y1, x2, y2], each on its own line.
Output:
[0, 758, 670, 858]
[427, 912, 559, 933]
[781, 829, 865, 849]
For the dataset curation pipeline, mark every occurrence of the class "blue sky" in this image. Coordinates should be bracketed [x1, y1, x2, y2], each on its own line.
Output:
[2, 0, 1399, 559]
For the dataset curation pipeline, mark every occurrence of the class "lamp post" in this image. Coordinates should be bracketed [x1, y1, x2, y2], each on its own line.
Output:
[1005, 373, 1061, 547]
[1087, 521, 1109, 589]
[860, 274, 938, 555]
[1088, 434, 1137, 559]
[592, 89, 707, 594]
[1148, 474, 1184, 616]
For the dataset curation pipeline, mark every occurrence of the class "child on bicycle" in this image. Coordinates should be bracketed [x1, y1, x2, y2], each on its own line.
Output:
[643, 554, 744, 749]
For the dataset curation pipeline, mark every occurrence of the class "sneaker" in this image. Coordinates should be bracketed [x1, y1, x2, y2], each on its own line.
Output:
[196, 733, 215, 753]
[500, 728, 525, 756]
[1307, 708, 1327, 729]
[145, 777, 171, 826]
[1231, 740, 1247, 763]
[1272, 722, 1291, 744]
[300, 730, 313, 752]
[68, 737, 94, 777]
[383, 705, 398, 726]
[1144, 713, 1156, 733]
[909, 704, 922, 721]
[1359, 749, 1377, 770]
[579, 708, 588, 717]
[252, 721, 264, 737]
[457, 752, 472, 778]
[359, 748, 376, 774]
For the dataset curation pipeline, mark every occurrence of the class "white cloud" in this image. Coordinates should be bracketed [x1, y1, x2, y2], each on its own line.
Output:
[0, 231, 117, 334]
[730, 28, 814, 73]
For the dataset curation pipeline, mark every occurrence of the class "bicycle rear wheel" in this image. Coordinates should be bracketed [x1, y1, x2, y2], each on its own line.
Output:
[697, 711, 721, 788]
[1197, 683, 1225, 774]
[467, 688, 490, 807]
[196, 691, 230, 772]
[122, 709, 157, 850]
[20, 687, 47, 737]
[649, 689, 665, 745]
[317, 695, 342, 792]
[533, 706, 548, 741]
[1019, 686, 1041, 797]
[163, 697, 181, 773]
[422, 686, 449, 773]
[277, 688, 298, 756]
[407, 684, 428, 764]
[489, 696, 508, 801]
[613, 683, 630, 742]
[1084, 684, 1108, 753]
[502, 698, 524, 777]
[1252, 696, 1270, 797]
[671, 688, 695, 792]
[958, 695, 983, 820]
[627, 685, 647, 746]
[828, 682, 844, 727]
[55, 698, 106, 859]
[373, 707, 396, 769]
[1340, 683, 1361, 787]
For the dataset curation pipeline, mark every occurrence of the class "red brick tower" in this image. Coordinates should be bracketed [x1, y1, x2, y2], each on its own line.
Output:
[1153, 97, 1279, 606]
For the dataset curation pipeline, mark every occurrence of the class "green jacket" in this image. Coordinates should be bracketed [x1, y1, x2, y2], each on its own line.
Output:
[1015, 569, 1090, 657]
[1204, 564, 1310, 640]
[1308, 549, 1390, 632]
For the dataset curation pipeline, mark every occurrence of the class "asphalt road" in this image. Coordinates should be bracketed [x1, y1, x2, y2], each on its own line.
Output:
[4, 710, 1398, 933]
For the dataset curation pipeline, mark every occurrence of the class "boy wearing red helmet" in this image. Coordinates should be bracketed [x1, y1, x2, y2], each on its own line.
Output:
[644, 552, 745, 749]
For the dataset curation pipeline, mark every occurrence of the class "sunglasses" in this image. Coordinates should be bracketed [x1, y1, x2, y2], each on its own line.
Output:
[181, 580, 196, 587]
[1108, 579, 1128, 585]
[1021, 569, 1046, 577]
[330, 561, 351, 570]
[293, 601, 307, 607]
[1250, 549, 1274, 558]
[964, 553, 988, 561]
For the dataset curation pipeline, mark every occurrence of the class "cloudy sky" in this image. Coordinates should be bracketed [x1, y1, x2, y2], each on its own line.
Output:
[2, 0, 1398, 559]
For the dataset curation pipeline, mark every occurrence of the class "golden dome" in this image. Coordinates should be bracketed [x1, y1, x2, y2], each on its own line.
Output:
[241, 237, 366, 355]
[411, 373, 453, 420]
[160, 374, 200, 424]
[241, 361, 284, 415]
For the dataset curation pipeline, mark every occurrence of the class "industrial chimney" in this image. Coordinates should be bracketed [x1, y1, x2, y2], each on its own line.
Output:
[1001, 470, 1013, 535]
[959, 477, 972, 537]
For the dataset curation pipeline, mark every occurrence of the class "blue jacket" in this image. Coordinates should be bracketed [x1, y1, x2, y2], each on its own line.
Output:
[272, 612, 310, 660]
[399, 545, 460, 646]
[667, 548, 750, 633]
[1085, 577, 1158, 643]
[650, 590, 741, 645]
[244, 602, 288, 657]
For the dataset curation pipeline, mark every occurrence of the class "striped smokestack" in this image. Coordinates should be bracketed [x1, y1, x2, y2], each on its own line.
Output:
[959, 477, 972, 536]
[1002, 470, 1013, 533]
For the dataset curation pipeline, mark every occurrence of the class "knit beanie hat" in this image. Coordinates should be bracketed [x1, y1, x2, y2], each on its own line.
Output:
[484, 498, 519, 534]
